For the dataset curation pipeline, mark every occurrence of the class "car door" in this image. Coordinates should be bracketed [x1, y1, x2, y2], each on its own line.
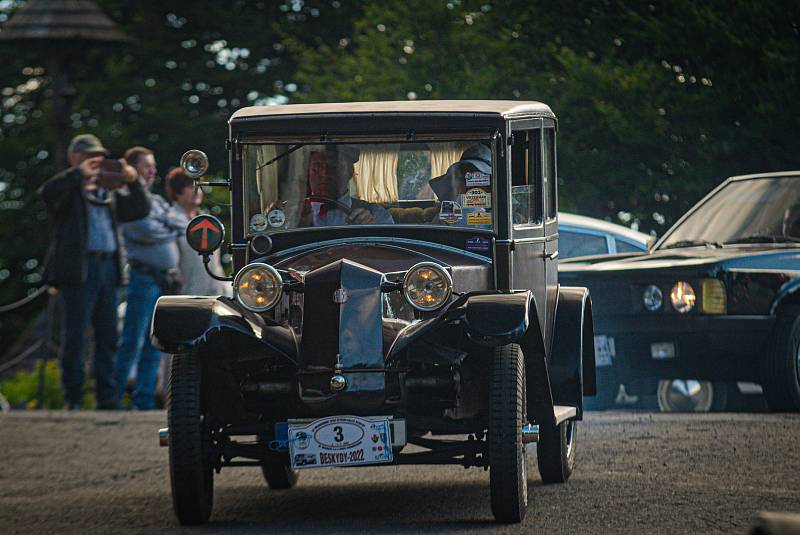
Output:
[541, 126, 559, 352]
[509, 121, 547, 342]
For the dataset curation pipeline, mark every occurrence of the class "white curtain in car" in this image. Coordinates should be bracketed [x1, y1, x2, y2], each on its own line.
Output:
[354, 146, 400, 203]
[429, 142, 471, 178]
[255, 145, 278, 213]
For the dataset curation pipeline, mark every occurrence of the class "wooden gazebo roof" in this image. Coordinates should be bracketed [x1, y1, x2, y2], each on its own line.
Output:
[0, 0, 131, 43]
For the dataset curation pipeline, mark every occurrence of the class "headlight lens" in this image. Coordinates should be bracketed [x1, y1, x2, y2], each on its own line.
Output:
[234, 263, 283, 312]
[701, 279, 727, 314]
[643, 285, 663, 311]
[403, 262, 453, 311]
[670, 281, 696, 313]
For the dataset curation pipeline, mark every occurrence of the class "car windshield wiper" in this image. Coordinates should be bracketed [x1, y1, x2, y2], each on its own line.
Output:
[723, 234, 800, 245]
[256, 144, 305, 171]
[660, 239, 723, 250]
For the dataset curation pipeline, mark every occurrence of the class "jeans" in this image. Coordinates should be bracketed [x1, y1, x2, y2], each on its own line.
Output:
[60, 257, 119, 407]
[115, 268, 163, 409]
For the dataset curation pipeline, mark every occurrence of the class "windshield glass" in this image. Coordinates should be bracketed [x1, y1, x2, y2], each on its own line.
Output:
[242, 141, 494, 234]
[659, 177, 800, 249]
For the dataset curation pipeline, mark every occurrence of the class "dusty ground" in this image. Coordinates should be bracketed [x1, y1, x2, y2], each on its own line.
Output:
[0, 410, 798, 534]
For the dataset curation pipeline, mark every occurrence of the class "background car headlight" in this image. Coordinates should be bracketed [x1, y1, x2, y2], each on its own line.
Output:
[403, 262, 453, 311]
[235, 263, 283, 312]
[701, 279, 727, 314]
[643, 285, 663, 311]
[670, 281, 696, 313]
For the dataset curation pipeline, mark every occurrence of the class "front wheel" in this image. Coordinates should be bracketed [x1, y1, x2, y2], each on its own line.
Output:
[168, 353, 214, 525]
[656, 379, 729, 412]
[537, 419, 576, 483]
[489, 343, 528, 523]
[761, 308, 800, 411]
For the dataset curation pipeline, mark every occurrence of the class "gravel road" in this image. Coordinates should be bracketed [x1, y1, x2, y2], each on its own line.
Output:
[0, 411, 798, 534]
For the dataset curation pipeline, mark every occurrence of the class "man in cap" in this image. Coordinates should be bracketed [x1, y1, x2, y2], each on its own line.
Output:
[428, 143, 493, 203]
[307, 145, 394, 226]
[38, 134, 150, 410]
[115, 146, 186, 410]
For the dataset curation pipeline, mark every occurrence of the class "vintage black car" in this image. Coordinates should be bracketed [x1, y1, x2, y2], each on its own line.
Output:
[560, 170, 800, 412]
[152, 100, 596, 525]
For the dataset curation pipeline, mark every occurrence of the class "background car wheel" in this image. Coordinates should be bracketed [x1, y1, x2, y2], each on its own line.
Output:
[537, 419, 576, 483]
[489, 343, 527, 523]
[761, 307, 800, 412]
[656, 379, 729, 412]
[261, 460, 298, 490]
[168, 353, 214, 525]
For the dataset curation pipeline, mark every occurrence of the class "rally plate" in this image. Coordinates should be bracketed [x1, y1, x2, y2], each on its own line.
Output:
[288, 415, 393, 469]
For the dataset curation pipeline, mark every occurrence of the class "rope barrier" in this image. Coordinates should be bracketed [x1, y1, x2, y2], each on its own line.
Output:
[0, 338, 45, 375]
[0, 285, 49, 314]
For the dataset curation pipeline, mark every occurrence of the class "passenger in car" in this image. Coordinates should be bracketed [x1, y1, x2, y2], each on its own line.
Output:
[428, 143, 492, 203]
[307, 146, 394, 226]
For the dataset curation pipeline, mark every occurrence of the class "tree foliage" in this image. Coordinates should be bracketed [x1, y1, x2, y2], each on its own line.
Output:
[1, 0, 799, 348]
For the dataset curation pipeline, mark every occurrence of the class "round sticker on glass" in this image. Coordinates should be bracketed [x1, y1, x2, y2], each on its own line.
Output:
[249, 214, 268, 233]
[268, 209, 286, 228]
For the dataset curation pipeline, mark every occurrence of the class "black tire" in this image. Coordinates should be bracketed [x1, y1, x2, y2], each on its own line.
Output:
[168, 353, 214, 525]
[761, 308, 800, 412]
[537, 418, 576, 483]
[489, 343, 528, 523]
[261, 460, 299, 490]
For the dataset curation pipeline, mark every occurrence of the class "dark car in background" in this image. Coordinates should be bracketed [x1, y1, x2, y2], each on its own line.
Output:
[560, 171, 800, 412]
[152, 101, 596, 525]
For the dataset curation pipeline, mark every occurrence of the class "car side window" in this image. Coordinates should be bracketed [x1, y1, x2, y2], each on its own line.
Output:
[543, 128, 556, 220]
[560, 230, 608, 258]
[511, 129, 543, 227]
[615, 238, 645, 253]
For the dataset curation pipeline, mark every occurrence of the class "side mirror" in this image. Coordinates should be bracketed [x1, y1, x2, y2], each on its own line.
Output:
[180, 150, 209, 179]
[186, 214, 225, 254]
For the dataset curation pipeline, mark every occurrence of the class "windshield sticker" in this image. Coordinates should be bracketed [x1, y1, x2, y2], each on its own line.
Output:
[439, 200, 463, 225]
[465, 171, 490, 187]
[462, 188, 491, 209]
[465, 236, 491, 252]
[268, 209, 286, 228]
[466, 210, 492, 227]
[249, 214, 268, 233]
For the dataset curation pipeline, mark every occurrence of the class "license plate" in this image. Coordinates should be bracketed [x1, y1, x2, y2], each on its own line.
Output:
[594, 335, 615, 367]
[288, 415, 393, 469]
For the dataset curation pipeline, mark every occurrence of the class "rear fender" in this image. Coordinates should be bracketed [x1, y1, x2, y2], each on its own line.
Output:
[150, 296, 298, 363]
[770, 276, 800, 315]
[549, 286, 596, 419]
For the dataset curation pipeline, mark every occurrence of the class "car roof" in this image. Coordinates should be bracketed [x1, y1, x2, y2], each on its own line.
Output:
[729, 170, 800, 181]
[558, 212, 653, 246]
[230, 100, 554, 120]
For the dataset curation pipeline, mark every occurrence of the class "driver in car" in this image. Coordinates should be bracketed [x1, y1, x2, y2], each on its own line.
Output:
[307, 146, 394, 226]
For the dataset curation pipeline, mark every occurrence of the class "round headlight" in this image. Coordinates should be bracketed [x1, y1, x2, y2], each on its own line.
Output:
[670, 281, 696, 314]
[403, 262, 453, 311]
[234, 263, 283, 312]
[643, 285, 663, 311]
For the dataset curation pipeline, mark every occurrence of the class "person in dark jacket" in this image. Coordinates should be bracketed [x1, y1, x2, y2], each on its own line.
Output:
[38, 134, 150, 409]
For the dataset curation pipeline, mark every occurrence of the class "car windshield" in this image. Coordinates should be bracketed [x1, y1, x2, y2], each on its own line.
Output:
[242, 141, 495, 234]
[658, 177, 800, 249]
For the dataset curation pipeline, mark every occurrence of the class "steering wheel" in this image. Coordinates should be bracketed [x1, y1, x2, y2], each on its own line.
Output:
[306, 195, 353, 215]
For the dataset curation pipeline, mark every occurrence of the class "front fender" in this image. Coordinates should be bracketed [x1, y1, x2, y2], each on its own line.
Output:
[549, 286, 595, 419]
[464, 291, 533, 346]
[150, 296, 298, 363]
[770, 276, 800, 315]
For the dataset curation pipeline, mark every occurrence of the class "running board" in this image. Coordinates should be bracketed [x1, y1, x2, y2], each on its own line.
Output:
[554, 405, 577, 425]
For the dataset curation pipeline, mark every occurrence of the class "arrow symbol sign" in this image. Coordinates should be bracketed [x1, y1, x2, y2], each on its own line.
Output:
[190, 219, 219, 250]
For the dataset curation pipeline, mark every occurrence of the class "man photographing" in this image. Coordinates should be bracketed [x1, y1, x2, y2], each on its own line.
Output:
[38, 134, 149, 410]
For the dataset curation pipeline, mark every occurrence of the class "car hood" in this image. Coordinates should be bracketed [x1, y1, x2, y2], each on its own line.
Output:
[270, 241, 492, 292]
[559, 245, 800, 274]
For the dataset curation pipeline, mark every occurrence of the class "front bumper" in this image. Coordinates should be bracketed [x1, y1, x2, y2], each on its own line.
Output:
[594, 314, 775, 382]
